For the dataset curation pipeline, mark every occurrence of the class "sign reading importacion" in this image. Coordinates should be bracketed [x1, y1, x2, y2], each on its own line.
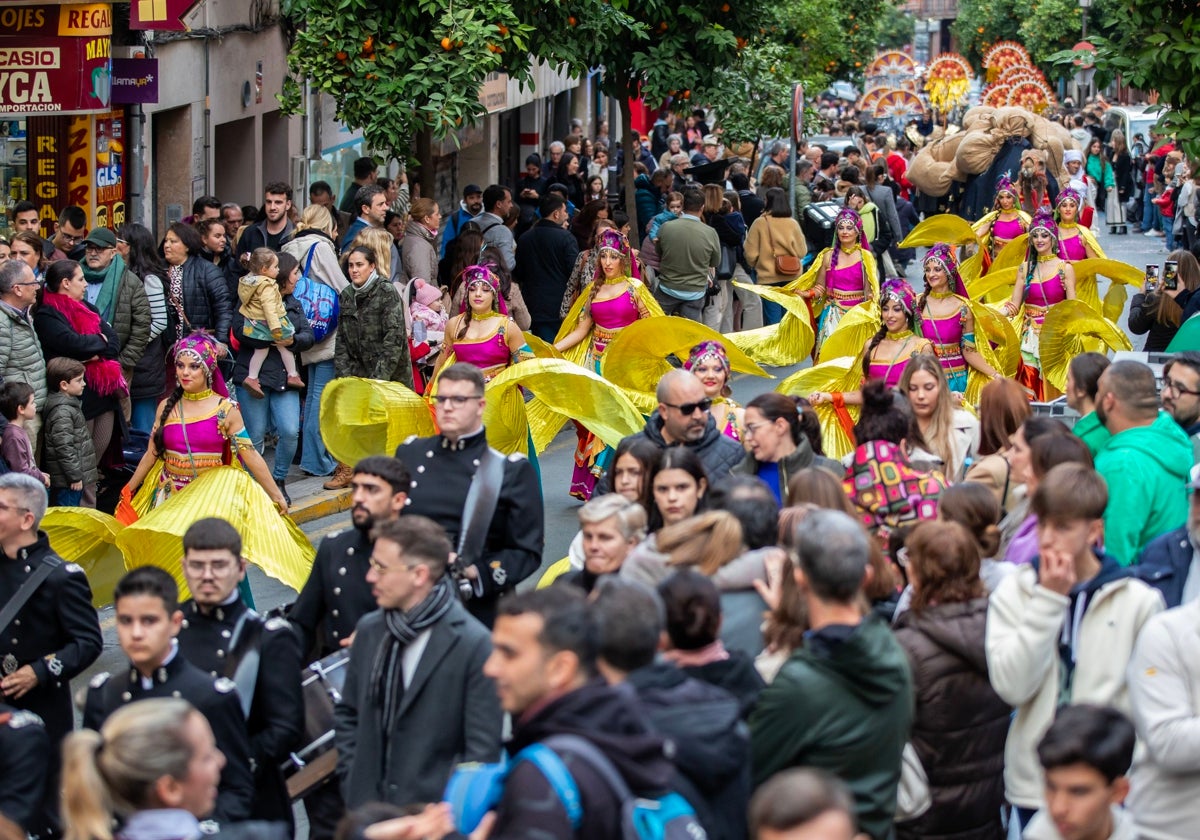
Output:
[0, 4, 112, 116]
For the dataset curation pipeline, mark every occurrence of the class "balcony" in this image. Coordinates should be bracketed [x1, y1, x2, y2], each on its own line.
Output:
[903, 0, 958, 17]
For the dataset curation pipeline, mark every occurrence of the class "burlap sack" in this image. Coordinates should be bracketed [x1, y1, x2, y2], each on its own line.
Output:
[908, 151, 957, 196]
[956, 131, 1006, 174]
[928, 131, 965, 163]
[962, 106, 996, 132]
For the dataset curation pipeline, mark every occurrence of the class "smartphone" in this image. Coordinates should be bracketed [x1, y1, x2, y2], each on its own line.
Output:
[1164, 261, 1179, 291]
[1145, 264, 1161, 291]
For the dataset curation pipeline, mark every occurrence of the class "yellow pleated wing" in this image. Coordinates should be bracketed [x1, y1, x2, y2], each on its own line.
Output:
[319, 377, 435, 467]
[727, 283, 817, 367]
[1102, 282, 1128, 325]
[599, 316, 770, 415]
[115, 466, 315, 599]
[1038, 300, 1133, 393]
[44, 507, 126, 608]
[492, 358, 647, 454]
[901, 213, 981, 248]
[818, 302, 881, 364]
[965, 300, 1021, 406]
[776, 356, 863, 460]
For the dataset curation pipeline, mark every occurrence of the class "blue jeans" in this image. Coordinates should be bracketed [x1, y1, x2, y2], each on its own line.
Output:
[1163, 214, 1176, 247]
[131, 397, 160, 435]
[1144, 188, 1161, 231]
[300, 359, 336, 475]
[236, 386, 300, 481]
[50, 487, 83, 506]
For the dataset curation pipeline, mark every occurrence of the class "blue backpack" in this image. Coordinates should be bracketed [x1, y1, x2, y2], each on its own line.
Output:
[445, 734, 706, 840]
[293, 244, 339, 342]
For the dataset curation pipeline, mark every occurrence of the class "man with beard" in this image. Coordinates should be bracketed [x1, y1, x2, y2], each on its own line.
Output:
[1160, 352, 1200, 462]
[288, 455, 410, 839]
[235, 182, 296, 271]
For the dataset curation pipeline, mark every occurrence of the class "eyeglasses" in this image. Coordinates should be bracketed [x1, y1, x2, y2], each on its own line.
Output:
[368, 556, 421, 574]
[84, 244, 114, 252]
[1164, 378, 1200, 398]
[59, 232, 85, 245]
[432, 394, 483, 407]
[662, 397, 713, 416]
[743, 421, 772, 437]
[13, 279, 43, 287]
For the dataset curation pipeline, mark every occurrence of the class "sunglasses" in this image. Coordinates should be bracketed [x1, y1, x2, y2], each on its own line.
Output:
[663, 397, 713, 415]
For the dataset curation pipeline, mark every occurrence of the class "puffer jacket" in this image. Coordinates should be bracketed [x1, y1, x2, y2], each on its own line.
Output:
[105, 268, 152, 373]
[41, 390, 98, 488]
[164, 256, 233, 349]
[399, 220, 439, 285]
[0, 302, 46, 408]
[282, 229, 346, 367]
[333, 275, 412, 386]
[894, 598, 1009, 840]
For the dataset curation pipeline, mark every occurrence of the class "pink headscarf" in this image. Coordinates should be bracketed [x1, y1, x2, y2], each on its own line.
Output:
[169, 331, 229, 398]
[457, 265, 510, 316]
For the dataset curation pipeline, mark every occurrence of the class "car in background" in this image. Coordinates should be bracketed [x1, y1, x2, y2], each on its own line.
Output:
[1103, 105, 1166, 147]
[823, 81, 860, 102]
[803, 134, 858, 155]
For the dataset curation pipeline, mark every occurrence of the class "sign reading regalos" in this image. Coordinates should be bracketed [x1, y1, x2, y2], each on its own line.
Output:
[0, 3, 111, 116]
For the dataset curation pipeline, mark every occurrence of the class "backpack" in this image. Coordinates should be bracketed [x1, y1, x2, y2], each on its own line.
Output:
[293, 243, 340, 342]
[520, 734, 707, 840]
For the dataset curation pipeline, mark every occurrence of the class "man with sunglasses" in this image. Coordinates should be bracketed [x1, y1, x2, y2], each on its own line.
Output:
[1094, 359, 1192, 566]
[396, 363, 543, 627]
[603, 369, 743, 493]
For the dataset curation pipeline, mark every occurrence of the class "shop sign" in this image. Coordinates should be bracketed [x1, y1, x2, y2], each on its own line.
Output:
[0, 3, 111, 37]
[0, 4, 111, 116]
[111, 57, 157, 104]
[130, 0, 200, 31]
[93, 109, 125, 229]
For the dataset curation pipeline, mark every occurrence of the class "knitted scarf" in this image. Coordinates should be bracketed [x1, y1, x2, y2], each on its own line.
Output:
[40, 291, 127, 397]
[371, 576, 455, 738]
[80, 253, 126, 323]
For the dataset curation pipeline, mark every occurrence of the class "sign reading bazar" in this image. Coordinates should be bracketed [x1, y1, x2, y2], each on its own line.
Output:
[0, 3, 111, 116]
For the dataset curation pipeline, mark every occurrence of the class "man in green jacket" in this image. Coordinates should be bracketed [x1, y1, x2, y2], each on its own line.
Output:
[80, 228, 151, 389]
[1095, 360, 1192, 566]
[750, 509, 913, 840]
[655, 189, 720, 327]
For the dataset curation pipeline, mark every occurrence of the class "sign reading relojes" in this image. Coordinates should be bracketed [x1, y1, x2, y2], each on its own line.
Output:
[0, 2, 111, 116]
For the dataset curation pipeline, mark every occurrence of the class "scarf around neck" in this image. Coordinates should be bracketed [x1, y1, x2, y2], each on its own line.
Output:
[81, 253, 126, 322]
[371, 576, 455, 738]
[40, 292, 127, 397]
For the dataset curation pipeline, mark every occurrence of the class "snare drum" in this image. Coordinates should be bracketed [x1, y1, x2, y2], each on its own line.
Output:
[282, 649, 351, 799]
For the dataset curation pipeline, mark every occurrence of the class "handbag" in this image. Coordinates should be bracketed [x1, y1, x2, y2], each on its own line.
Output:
[293, 244, 340, 342]
[765, 217, 802, 276]
[717, 244, 737, 280]
[894, 742, 932, 822]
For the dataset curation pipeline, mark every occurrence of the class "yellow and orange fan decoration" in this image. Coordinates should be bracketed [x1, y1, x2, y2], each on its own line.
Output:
[964, 301, 1021, 406]
[1039, 300, 1132, 393]
[857, 87, 892, 115]
[43, 508, 126, 608]
[926, 53, 972, 112]
[1007, 80, 1055, 114]
[598, 317, 770, 416]
[866, 50, 918, 88]
[983, 41, 1032, 82]
[982, 84, 1012, 109]
[875, 90, 925, 122]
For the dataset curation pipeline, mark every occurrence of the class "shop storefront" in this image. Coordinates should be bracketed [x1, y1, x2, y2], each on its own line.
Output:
[0, 2, 122, 239]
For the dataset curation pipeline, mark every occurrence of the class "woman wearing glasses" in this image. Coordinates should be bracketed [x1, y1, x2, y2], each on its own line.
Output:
[733, 392, 841, 504]
[1000, 208, 1077, 401]
[791, 207, 879, 359]
[553, 228, 661, 500]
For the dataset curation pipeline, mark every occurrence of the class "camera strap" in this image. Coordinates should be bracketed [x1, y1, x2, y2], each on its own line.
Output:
[456, 447, 506, 593]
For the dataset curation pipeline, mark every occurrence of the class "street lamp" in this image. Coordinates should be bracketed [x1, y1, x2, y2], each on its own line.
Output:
[1073, 40, 1096, 103]
[1079, 0, 1091, 39]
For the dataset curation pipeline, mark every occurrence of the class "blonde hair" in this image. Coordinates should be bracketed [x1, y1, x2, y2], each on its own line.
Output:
[900, 353, 956, 471]
[298, 203, 334, 236]
[410, 197, 438, 225]
[246, 247, 277, 275]
[353, 227, 393, 278]
[660, 510, 744, 576]
[62, 699, 199, 840]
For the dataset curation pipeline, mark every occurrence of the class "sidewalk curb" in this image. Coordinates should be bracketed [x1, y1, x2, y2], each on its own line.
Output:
[290, 489, 352, 525]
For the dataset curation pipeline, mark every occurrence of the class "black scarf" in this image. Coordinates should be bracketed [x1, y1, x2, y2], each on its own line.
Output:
[371, 576, 455, 737]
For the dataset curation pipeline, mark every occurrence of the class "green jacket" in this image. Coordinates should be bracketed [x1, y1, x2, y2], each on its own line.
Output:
[1096, 411, 1191, 566]
[750, 614, 914, 840]
[109, 267, 152, 372]
[656, 215, 720, 296]
[333, 275, 413, 386]
[42, 390, 98, 487]
[1073, 410, 1111, 459]
[0, 301, 46, 409]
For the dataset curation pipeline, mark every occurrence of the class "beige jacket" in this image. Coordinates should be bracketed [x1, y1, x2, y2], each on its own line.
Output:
[238, 274, 286, 332]
[986, 564, 1163, 808]
[744, 215, 807, 285]
[1126, 598, 1200, 840]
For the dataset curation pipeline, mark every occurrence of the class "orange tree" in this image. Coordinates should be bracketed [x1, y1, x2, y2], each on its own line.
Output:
[279, 0, 638, 167]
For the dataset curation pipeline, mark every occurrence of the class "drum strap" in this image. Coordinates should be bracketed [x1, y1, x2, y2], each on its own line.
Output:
[226, 610, 266, 719]
[456, 447, 506, 596]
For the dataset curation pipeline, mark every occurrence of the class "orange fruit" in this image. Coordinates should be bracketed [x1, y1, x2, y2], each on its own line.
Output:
[440, 37, 452, 50]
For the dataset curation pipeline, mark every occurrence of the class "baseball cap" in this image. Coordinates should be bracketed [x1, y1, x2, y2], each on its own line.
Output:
[463, 184, 483, 197]
[702, 134, 720, 147]
[82, 228, 117, 249]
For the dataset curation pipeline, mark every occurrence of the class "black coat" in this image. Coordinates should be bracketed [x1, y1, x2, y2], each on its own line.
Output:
[680, 651, 765, 721]
[333, 599, 502, 808]
[289, 525, 376, 659]
[231, 293, 314, 391]
[1128, 289, 1191, 353]
[1137, 525, 1193, 608]
[395, 432, 544, 626]
[83, 653, 256, 825]
[164, 256, 234, 348]
[600, 411, 745, 495]
[0, 703, 50, 833]
[0, 534, 102, 745]
[514, 220, 580, 326]
[177, 599, 305, 828]
[738, 190, 765, 228]
[33, 302, 121, 420]
[893, 599, 1010, 840]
